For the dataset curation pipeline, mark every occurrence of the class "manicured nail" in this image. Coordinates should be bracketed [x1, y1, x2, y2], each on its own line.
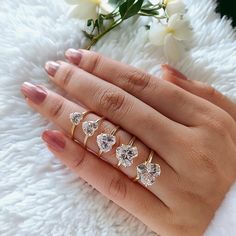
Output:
[65, 49, 82, 65]
[21, 82, 47, 104]
[161, 64, 188, 80]
[45, 61, 60, 76]
[42, 130, 66, 152]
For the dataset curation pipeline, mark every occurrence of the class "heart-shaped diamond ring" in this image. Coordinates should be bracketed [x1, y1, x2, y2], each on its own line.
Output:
[135, 150, 161, 187]
[97, 126, 120, 156]
[70, 111, 91, 141]
[82, 117, 104, 148]
[116, 136, 138, 168]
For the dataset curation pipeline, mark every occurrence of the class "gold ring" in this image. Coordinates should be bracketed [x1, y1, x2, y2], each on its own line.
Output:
[97, 126, 120, 157]
[82, 117, 105, 148]
[70, 111, 91, 141]
[116, 136, 138, 168]
[134, 150, 161, 187]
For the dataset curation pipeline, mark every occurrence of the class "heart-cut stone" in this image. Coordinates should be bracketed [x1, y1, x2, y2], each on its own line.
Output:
[97, 133, 116, 153]
[137, 162, 161, 187]
[82, 121, 99, 137]
[70, 112, 83, 125]
[116, 145, 138, 167]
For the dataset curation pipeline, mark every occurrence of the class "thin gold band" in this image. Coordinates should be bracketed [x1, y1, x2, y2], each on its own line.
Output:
[83, 117, 105, 148]
[117, 136, 136, 167]
[98, 125, 120, 157]
[134, 149, 154, 182]
[71, 111, 91, 140]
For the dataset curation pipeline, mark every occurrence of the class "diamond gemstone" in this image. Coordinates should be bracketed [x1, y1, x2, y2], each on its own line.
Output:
[70, 112, 83, 125]
[116, 145, 138, 167]
[97, 133, 116, 153]
[82, 121, 99, 136]
[137, 163, 161, 187]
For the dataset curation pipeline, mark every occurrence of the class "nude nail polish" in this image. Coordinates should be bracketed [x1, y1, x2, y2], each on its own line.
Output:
[42, 130, 66, 152]
[21, 82, 47, 104]
[162, 64, 188, 80]
[65, 49, 82, 65]
[45, 61, 60, 76]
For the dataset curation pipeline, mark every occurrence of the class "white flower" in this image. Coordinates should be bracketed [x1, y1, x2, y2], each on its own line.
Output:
[149, 14, 192, 61]
[149, 0, 161, 4]
[66, 0, 113, 20]
[164, 0, 185, 16]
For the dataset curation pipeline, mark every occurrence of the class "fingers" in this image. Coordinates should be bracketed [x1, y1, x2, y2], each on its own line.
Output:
[42, 129, 170, 234]
[20, 82, 178, 203]
[65, 49, 214, 126]
[44, 60, 188, 161]
[162, 64, 236, 121]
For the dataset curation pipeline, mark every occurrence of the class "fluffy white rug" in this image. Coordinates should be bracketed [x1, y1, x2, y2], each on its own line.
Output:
[1, 0, 236, 235]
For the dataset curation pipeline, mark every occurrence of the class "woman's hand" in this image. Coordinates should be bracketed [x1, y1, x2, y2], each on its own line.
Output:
[21, 49, 236, 236]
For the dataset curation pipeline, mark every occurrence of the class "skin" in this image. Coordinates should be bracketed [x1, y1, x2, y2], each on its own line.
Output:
[21, 49, 236, 236]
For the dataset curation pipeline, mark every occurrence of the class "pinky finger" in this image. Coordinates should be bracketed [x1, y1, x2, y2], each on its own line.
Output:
[41, 130, 170, 234]
[162, 64, 236, 121]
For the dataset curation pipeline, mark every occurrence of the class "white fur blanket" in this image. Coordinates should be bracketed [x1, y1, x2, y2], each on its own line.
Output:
[0, 0, 236, 235]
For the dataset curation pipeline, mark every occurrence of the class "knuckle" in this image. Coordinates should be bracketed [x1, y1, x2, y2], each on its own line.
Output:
[60, 65, 76, 88]
[49, 98, 65, 119]
[204, 84, 218, 98]
[198, 152, 217, 175]
[205, 110, 233, 136]
[171, 89, 186, 105]
[108, 175, 127, 200]
[167, 89, 192, 113]
[89, 53, 103, 74]
[185, 140, 218, 178]
[123, 69, 152, 92]
[98, 88, 127, 116]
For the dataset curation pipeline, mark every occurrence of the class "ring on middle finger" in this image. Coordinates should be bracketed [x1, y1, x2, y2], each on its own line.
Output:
[97, 126, 120, 157]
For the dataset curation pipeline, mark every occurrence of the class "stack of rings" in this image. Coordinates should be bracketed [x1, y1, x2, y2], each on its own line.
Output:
[70, 111, 161, 187]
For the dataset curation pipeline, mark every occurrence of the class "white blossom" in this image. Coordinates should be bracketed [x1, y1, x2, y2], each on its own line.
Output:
[165, 0, 185, 16]
[149, 14, 192, 61]
[65, 0, 113, 20]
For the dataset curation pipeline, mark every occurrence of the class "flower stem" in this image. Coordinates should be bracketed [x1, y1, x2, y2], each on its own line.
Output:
[87, 19, 123, 50]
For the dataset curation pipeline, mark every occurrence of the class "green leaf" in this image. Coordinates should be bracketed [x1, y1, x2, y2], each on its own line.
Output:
[139, 9, 159, 15]
[119, 0, 144, 20]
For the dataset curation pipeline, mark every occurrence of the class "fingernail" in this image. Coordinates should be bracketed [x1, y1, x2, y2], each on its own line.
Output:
[21, 82, 47, 104]
[45, 61, 60, 76]
[161, 64, 188, 80]
[65, 49, 82, 65]
[42, 130, 66, 152]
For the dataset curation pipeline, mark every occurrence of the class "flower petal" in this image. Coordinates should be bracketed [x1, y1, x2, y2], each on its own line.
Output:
[100, 2, 114, 14]
[149, 23, 167, 46]
[166, 0, 185, 16]
[168, 14, 192, 41]
[149, 0, 161, 4]
[167, 13, 180, 29]
[68, 1, 98, 20]
[174, 22, 192, 41]
[164, 34, 185, 62]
